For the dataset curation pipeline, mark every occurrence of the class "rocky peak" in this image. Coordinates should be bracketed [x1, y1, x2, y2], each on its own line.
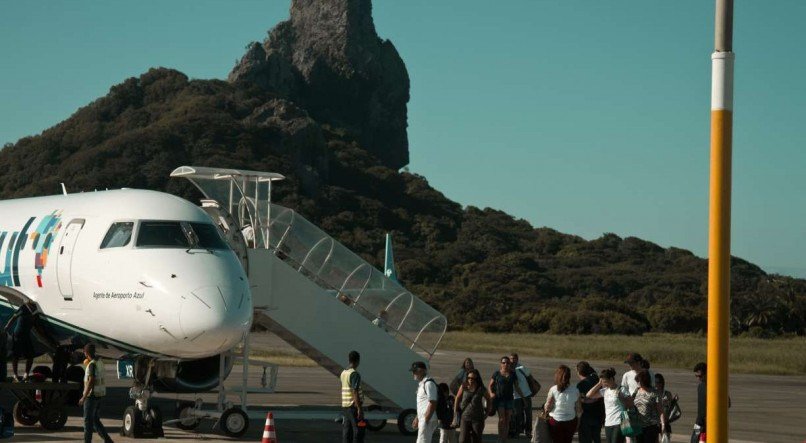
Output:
[229, 0, 410, 169]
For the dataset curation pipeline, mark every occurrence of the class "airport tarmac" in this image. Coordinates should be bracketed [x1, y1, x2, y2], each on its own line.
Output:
[3, 333, 804, 442]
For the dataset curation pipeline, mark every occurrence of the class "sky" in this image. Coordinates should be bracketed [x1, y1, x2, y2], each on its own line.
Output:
[1, 1, 804, 278]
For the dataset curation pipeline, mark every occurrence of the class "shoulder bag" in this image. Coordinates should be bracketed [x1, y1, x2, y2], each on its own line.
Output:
[618, 389, 643, 437]
[517, 368, 541, 397]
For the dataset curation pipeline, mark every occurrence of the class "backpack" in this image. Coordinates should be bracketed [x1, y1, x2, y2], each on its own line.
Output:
[423, 378, 452, 427]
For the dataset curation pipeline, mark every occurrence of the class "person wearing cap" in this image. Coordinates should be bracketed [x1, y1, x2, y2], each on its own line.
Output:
[411, 361, 439, 443]
[341, 351, 365, 443]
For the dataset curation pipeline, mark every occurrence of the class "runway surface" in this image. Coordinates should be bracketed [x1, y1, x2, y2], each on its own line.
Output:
[3, 333, 804, 442]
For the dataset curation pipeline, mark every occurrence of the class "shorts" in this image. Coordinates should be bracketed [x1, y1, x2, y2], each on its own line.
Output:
[494, 398, 514, 411]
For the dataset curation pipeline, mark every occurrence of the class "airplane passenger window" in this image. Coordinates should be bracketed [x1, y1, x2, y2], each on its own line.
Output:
[100, 222, 134, 249]
[190, 223, 230, 250]
[136, 222, 191, 248]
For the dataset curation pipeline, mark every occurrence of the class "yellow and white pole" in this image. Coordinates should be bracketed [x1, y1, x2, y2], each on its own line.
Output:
[707, 0, 733, 441]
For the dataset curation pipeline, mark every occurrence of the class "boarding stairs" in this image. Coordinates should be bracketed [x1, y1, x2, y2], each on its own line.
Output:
[171, 166, 447, 411]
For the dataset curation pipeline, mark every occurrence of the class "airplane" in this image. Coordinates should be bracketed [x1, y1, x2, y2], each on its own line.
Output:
[0, 188, 253, 437]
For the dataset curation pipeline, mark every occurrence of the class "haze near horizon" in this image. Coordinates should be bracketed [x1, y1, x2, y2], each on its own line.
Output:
[1, 0, 804, 278]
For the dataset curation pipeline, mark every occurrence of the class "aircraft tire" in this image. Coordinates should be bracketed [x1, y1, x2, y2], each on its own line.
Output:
[220, 407, 249, 438]
[122, 406, 144, 438]
[12, 400, 39, 426]
[397, 409, 417, 436]
[39, 406, 68, 431]
[147, 405, 165, 437]
[364, 405, 387, 432]
[175, 402, 201, 431]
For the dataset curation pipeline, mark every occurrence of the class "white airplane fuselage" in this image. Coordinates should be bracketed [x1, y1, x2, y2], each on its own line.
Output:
[0, 189, 252, 361]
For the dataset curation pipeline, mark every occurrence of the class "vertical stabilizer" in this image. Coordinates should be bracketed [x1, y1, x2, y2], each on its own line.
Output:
[384, 233, 397, 282]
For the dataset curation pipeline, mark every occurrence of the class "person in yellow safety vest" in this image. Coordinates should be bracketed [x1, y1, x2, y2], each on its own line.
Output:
[79, 344, 113, 443]
[341, 350, 365, 443]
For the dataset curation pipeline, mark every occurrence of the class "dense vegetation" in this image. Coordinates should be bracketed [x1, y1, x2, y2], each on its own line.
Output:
[1, 68, 804, 337]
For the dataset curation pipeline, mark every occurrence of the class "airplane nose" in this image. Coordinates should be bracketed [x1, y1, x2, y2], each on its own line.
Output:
[179, 285, 251, 351]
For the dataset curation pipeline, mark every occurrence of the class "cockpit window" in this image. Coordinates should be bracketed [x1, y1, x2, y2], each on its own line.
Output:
[135, 221, 230, 250]
[190, 223, 229, 250]
[100, 222, 134, 249]
[136, 222, 191, 248]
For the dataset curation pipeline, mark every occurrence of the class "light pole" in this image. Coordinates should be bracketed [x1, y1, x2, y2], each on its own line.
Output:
[707, 0, 734, 441]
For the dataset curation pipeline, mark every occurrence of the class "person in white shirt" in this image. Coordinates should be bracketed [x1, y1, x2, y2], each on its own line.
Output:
[621, 353, 653, 395]
[586, 367, 634, 443]
[544, 365, 581, 443]
[621, 353, 652, 443]
[411, 361, 439, 443]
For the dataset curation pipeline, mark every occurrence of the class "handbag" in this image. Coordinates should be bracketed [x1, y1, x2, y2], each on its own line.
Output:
[517, 368, 541, 397]
[620, 409, 643, 437]
[617, 391, 643, 437]
[668, 398, 682, 423]
[531, 410, 552, 443]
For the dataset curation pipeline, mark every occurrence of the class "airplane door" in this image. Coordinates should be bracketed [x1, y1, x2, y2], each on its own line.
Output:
[57, 219, 84, 301]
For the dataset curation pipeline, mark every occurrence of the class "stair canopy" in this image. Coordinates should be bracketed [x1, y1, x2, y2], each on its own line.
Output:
[170, 166, 447, 358]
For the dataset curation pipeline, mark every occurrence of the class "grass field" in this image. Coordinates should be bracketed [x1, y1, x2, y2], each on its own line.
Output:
[439, 332, 806, 376]
[28, 333, 806, 375]
[247, 349, 317, 367]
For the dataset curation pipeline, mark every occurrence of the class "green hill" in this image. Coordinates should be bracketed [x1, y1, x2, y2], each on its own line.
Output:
[1, 0, 803, 337]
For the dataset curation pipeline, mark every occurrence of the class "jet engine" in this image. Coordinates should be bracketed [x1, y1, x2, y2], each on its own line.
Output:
[136, 355, 234, 393]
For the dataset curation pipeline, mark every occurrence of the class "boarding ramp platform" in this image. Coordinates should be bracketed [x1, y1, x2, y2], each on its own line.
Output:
[171, 166, 447, 412]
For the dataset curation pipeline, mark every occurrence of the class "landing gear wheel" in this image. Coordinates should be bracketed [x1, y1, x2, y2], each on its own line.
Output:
[397, 409, 417, 436]
[220, 407, 249, 438]
[175, 402, 201, 431]
[39, 406, 68, 431]
[12, 400, 39, 426]
[364, 405, 387, 432]
[122, 406, 143, 438]
[145, 405, 165, 437]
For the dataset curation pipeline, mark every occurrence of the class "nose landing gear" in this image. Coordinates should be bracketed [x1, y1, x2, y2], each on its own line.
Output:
[121, 359, 164, 438]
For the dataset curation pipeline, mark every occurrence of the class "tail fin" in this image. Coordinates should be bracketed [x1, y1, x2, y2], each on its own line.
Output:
[384, 233, 398, 282]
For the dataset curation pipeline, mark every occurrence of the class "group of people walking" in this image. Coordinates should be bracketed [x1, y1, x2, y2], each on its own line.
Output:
[340, 351, 698, 443]
[447, 354, 539, 443]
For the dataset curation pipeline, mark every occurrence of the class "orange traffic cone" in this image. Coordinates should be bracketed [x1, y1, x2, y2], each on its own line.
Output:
[261, 412, 278, 443]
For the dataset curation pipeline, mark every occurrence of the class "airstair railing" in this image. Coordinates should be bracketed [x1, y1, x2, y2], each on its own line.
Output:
[339, 264, 373, 301]
[265, 203, 447, 358]
[170, 166, 447, 358]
